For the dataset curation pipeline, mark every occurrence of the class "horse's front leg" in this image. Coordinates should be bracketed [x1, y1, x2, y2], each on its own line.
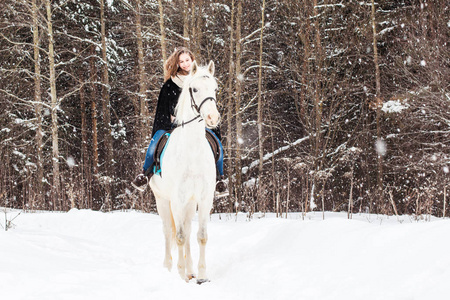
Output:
[155, 198, 173, 271]
[175, 225, 187, 281]
[162, 219, 173, 271]
[174, 202, 196, 282]
[184, 219, 195, 280]
[196, 201, 212, 284]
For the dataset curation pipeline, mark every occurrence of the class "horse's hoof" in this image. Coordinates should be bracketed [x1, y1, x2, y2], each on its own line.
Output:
[187, 274, 196, 280]
[163, 259, 172, 271]
[196, 279, 210, 285]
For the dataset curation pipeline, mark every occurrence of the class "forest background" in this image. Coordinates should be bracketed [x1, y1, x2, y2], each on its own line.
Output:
[1, 0, 449, 217]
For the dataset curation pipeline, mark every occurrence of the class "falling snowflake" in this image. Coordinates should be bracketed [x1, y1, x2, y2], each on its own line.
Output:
[375, 139, 387, 157]
[67, 156, 76, 168]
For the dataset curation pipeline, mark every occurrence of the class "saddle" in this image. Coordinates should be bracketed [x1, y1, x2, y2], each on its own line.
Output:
[153, 129, 220, 175]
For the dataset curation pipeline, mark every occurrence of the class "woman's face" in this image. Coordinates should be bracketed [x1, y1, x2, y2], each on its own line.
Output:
[178, 53, 193, 73]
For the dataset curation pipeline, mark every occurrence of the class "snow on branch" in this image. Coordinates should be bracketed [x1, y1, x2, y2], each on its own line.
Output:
[240, 22, 271, 44]
[378, 26, 396, 37]
[315, 3, 345, 9]
[242, 136, 310, 174]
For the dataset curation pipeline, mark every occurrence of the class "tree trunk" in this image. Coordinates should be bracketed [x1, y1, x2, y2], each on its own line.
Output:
[194, 0, 203, 57]
[46, 0, 60, 210]
[444, 185, 447, 218]
[348, 168, 354, 219]
[234, 0, 243, 206]
[190, 0, 196, 53]
[257, 0, 266, 202]
[79, 79, 90, 209]
[90, 45, 99, 178]
[32, 0, 44, 210]
[286, 163, 290, 219]
[312, 0, 323, 212]
[226, 0, 235, 212]
[371, 0, 384, 208]
[183, 0, 189, 46]
[135, 0, 149, 147]
[298, 13, 310, 125]
[100, 0, 113, 210]
[158, 0, 167, 74]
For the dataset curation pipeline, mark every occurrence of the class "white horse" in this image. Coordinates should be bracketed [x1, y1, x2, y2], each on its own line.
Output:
[149, 61, 219, 284]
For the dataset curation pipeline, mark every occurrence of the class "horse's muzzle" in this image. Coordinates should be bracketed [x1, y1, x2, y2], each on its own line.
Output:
[206, 111, 220, 128]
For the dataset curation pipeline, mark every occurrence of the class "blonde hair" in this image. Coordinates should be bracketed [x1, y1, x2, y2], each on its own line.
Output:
[164, 47, 196, 82]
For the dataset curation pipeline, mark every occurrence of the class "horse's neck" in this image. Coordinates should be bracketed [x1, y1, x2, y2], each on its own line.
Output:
[177, 102, 205, 139]
[179, 120, 205, 140]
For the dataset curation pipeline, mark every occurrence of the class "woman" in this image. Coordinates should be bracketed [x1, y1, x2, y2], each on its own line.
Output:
[132, 47, 227, 195]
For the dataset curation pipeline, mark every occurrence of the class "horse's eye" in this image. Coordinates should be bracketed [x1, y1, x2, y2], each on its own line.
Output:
[193, 88, 198, 93]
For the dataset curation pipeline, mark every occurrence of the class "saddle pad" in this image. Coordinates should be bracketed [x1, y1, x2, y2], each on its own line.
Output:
[153, 131, 172, 175]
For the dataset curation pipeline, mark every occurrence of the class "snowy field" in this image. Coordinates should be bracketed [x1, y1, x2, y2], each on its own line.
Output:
[1, 209, 449, 300]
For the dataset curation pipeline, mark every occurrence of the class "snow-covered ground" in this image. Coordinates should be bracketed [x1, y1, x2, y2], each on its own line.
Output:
[1, 209, 449, 300]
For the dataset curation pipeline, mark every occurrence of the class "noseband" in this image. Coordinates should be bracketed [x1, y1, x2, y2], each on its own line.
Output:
[180, 87, 216, 127]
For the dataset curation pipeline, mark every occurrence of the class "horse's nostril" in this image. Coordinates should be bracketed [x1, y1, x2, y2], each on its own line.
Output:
[207, 113, 219, 124]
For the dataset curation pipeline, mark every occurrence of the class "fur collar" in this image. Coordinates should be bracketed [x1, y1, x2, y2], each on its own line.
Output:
[171, 74, 187, 88]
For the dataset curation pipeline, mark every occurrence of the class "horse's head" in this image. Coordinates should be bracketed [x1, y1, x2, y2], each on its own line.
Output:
[176, 61, 220, 129]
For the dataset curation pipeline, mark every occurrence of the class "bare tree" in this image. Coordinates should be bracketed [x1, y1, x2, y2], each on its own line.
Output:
[158, 0, 167, 74]
[100, 0, 114, 210]
[257, 0, 266, 199]
[371, 0, 384, 209]
[135, 0, 149, 151]
[31, 0, 44, 209]
[45, 0, 60, 209]
[234, 0, 243, 208]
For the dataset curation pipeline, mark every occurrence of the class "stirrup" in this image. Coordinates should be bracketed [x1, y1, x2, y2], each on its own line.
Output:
[131, 174, 149, 192]
[214, 180, 229, 199]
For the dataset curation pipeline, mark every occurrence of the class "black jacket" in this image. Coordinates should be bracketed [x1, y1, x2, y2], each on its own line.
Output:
[151, 78, 181, 137]
[151, 77, 221, 139]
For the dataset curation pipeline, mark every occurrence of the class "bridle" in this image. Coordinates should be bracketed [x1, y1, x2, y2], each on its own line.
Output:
[179, 86, 217, 127]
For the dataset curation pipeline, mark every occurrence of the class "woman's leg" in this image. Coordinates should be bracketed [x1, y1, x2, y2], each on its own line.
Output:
[132, 130, 166, 190]
[205, 128, 224, 177]
[143, 130, 166, 174]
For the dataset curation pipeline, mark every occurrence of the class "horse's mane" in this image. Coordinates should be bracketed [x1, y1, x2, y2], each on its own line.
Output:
[174, 66, 214, 125]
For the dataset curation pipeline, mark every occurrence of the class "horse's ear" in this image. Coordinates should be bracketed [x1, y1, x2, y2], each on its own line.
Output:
[207, 61, 215, 76]
[191, 61, 198, 75]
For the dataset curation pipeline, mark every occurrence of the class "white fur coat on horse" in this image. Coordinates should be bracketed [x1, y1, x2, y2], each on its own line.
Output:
[149, 61, 219, 284]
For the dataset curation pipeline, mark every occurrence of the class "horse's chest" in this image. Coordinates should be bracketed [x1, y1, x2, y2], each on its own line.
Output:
[165, 140, 213, 169]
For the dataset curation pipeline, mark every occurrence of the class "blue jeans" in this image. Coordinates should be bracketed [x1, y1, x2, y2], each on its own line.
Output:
[142, 129, 224, 178]
[206, 128, 224, 177]
[143, 130, 166, 174]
